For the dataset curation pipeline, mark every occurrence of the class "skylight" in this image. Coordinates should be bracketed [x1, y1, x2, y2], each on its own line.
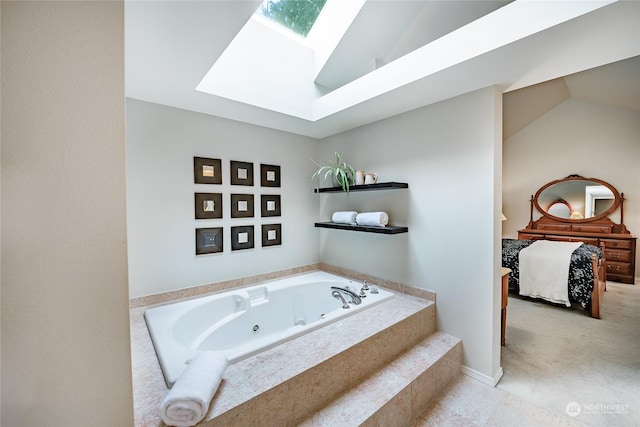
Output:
[257, 0, 327, 37]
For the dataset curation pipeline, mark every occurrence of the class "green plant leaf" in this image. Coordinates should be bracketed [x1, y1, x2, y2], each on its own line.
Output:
[311, 151, 355, 194]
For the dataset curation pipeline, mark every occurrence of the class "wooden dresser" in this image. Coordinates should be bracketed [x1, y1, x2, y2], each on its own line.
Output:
[518, 228, 636, 284]
[518, 175, 636, 284]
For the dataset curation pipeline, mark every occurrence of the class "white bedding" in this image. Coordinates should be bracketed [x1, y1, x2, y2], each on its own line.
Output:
[518, 240, 583, 306]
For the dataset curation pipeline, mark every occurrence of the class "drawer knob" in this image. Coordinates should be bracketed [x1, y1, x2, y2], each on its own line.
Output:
[575, 227, 581, 231]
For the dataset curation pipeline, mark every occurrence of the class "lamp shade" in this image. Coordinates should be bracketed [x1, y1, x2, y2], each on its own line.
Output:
[570, 211, 584, 219]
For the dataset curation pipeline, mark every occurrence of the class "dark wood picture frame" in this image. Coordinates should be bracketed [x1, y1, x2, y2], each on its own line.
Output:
[195, 193, 222, 219]
[230, 160, 254, 186]
[230, 194, 254, 218]
[260, 164, 281, 187]
[261, 194, 281, 217]
[262, 224, 282, 247]
[194, 157, 222, 184]
[195, 227, 223, 255]
[231, 226, 254, 251]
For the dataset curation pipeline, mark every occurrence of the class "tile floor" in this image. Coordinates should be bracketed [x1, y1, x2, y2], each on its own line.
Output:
[414, 374, 585, 427]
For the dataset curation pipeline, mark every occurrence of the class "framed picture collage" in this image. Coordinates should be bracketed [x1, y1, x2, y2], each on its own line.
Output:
[194, 157, 282, 255]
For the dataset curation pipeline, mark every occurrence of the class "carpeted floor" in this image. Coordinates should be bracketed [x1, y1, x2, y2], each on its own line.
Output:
[498, 281, 640, 426]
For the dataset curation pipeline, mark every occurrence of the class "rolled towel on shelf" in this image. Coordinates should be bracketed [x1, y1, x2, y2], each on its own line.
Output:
[332, 211, 358, 225]
[356, 212, 389, 227]
[160, 351, 228, 427]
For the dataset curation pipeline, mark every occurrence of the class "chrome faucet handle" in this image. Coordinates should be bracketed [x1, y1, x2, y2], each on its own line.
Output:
[359, 287, 367, 298]
[331, 286, 362, 305]
[361, 280, 369, 291]
[370, 285, 379, 294]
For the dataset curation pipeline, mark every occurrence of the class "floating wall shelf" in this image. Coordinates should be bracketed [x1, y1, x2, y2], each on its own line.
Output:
[314, 182, 408, 193]
[314, 181, 409, 234]
[314, 222, 408, 234]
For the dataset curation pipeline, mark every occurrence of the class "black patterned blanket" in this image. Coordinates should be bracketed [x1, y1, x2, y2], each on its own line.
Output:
[501, 238, 603, 308]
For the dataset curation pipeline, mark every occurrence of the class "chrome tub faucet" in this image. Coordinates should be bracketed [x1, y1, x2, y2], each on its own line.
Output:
[331, 286, 362, 305]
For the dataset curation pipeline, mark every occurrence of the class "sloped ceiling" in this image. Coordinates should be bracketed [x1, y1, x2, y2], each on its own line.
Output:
[503, 56, 640, 140]
[125, 0, 640, 139]
[314, 1, 511, 91]
[564, 55, 640, 112]
[503, 77, 571, 140]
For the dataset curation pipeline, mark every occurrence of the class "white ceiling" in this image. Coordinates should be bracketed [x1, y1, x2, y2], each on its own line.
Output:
[315, 1, 511, 92]
[125, 0, 640, 139]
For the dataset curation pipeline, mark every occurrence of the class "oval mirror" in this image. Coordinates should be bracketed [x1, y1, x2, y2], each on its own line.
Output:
[534, 175, 620, 222]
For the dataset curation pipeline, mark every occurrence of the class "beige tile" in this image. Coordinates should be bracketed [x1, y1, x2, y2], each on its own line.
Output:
[414, 402, 481, 427]
[435, 375, 504, 425]
[364, 386, 412, 427]
[129, 264, 322, 308]
[131, 268, 442, 426]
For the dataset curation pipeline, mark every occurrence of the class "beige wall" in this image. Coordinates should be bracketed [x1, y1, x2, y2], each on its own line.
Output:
[126, 99, 320, 298]
[1, 2, 133, 425]
[503, 97, 640, 278]
[319, 86, 504, 384]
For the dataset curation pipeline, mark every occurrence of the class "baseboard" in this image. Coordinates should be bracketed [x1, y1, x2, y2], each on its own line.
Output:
[461, 365, 503, 387]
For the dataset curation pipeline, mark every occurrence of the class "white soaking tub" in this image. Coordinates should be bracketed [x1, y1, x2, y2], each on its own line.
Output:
[144, 271, 394, 386]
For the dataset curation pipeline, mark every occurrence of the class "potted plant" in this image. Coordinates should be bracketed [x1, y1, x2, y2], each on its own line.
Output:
[311, 152, 356, 193]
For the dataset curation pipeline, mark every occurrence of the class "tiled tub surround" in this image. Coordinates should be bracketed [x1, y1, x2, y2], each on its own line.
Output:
[129, 264, 322, 309]
[131, 269, 459, 426]
[129, 263, 436, 309]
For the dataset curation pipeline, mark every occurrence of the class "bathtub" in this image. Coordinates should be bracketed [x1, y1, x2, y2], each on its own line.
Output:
[144, 271, 394, 386]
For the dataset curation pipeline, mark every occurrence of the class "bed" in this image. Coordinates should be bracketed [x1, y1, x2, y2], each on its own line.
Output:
[502, 238, 606, 318]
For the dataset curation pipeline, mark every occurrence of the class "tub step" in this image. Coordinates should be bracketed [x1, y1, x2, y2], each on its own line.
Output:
[199, 292, 439, 426]
[298, 332, 462, 427]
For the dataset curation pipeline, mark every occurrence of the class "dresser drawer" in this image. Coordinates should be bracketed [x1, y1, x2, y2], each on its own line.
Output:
[604, 249, 631, 263]
[546, 235, 599, 246]
[518, 233, 544, 241]
[571, 224, 612, 234]
[537, 224, 571, 232]
[600, 239, 633, 250]
[606, 261, 632, 275]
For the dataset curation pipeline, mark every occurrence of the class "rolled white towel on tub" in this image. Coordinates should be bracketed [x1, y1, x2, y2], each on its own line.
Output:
[356, 212, 389, 227]
[160, 351, 228, 427]
[332, 211, 358, 225]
